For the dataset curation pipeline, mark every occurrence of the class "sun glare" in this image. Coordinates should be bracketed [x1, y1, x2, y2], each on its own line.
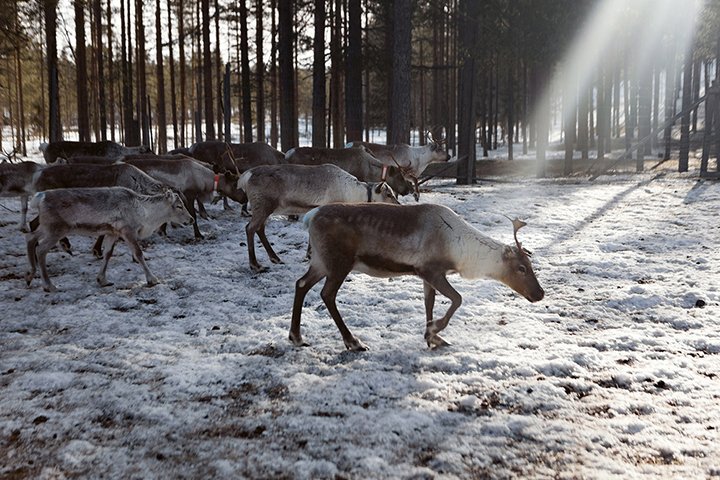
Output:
[545, 0, 702, 133]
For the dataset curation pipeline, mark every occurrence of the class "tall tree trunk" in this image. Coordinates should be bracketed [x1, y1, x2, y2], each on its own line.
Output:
[75, 0, 90, 141]
[215, 0, 223, 140]
[155, 0, 167, 152]
[121, 0, 134, 144]
[679, 48, 693, 172]
[270, 0, 278, 147]
[179, 0, 187, 146]
[329, 0, 343, 147]
[637, 65, 652, 168]
[456, 0, 479, 184]
[167, 0, 178, 148]
[563, 78, 576, 175]
[256, 0, 265, 142]
[311, 0, 326, 147]
[663, 41, 677, 160]
[577, 83, 589, 161]
[344, 0, 362, 142]
[202, 0, 215, 139]
[136, 0, 149, 146]
[535, 66, 549, 178]
[240, 0, 253, 142]
[14, 39, 27, 155]
[389, 0, 412, 145]
[93, 0, 107, 140]
[107, 0, 116, 141]
[278, 0, 296, 151]
[691, 59, 701, 132]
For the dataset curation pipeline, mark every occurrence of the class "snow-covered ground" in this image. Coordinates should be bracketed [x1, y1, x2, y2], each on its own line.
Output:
[1, 153, 719, 479]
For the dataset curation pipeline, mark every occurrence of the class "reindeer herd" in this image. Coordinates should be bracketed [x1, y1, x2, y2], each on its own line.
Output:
[0, 135, 544, 350]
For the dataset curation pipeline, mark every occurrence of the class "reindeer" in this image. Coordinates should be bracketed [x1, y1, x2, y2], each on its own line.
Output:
[290, 203, 544, 351]
[0, 161, 44, 231]
[285, 146, 413, 197]
[40, 140, 151, 164]
[237, 163, 399, 273]
[347, 132, 451, 200]
[25, 187, 193, 292]
[123, 157, 246, 239]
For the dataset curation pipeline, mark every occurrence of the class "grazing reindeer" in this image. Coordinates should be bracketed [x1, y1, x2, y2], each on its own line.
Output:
[0, 161, 44, 231]
[290, 203, 544, 351]
[26, 187, 193, 292]
[40, 140, 151, 164]
[237, 163, 399, 272]
[347, 132, 451, 200]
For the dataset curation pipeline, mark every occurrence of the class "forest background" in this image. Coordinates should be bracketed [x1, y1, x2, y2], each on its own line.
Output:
[0, 0, 719, 180]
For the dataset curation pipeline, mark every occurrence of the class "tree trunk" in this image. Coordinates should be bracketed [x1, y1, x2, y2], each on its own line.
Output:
[178, 0, 187, 146]
[166, 0, 178, 148]
[577, 83, 589, 161]
[456, 0, 479, 184]
[389, 0, 412, 145]
[679, 48, 693, 172]
[535, 66, 549, 178]
[278, 0, 296, 151]
[93, 0, 107, 140]
[107, 0, 116, 141]
[256, 0, 265, 142]
[345, 0, 362, 142]
[311, 0, 326, 147]
[329, 0, 343, 147]
[637, 65, 652, 168]
[270, 0, 278, 147]
[202, 0, 215, 140]
[155, 0, 167, 152]
[240, 0, 253, 142]
[136, 0, 149, 146]
[691, 59, 701, 132]
[563, 78, 576, 175]
[663, 42, 677, 160]
[75, 0, 90, 142]
[215, 0, 223, 140]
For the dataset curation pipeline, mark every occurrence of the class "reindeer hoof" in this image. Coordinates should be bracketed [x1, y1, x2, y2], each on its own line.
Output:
[426, 334, 451, 349]
[146, 277, 160, 287]
[250, 264, 267, 273]
[43, 284, 58, 293]
[345, 337, 369, 352]
[270, 257, 284, 265]
[289, 333, 309, 347]
[97, 277, 114, 287]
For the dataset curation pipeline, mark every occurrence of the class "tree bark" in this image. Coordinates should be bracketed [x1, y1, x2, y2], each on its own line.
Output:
[155, 0, 167, 152]
[270, 0, 278, 147]
[456, 0, 479, 184]
[166, 0, 178, 148]
[107, 0, 116, 141]
[345, 0, 362, 142]
[278, 0, 296, 151]
[256, 0, 265, 142]
[388, 0, 412, 145]
[178, 0, 187, 146]
[93, 0, 107, 140]
[202, 0, 215, 140]
[240, 0, 253, 142]
[136, 0, 149, 146]
[679, 48, 693, 172]
[74, 0, 90, 141]
[312, 0, 326, 147]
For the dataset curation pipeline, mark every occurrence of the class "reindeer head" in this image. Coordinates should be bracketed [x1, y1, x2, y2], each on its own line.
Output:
[368, 182, 400, 204]
[427, 130, 451, 163]
[499, 217, 544, 302]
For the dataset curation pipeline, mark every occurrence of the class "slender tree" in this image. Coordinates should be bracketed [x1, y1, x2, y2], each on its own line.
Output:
[178, 0, 187, 146]
[93, 0, 106, 140]
[201, 0, 215, 139]
[167, 0, 178, 148]
[388, 0, 412, 144]
[345, 0, 362, 142]
[256, 0, 265, 142]
[136, 0, 149, 146]
[155, 0, 167, 152]
[269, 0, 278, 147]
[278, 0, 296, 151]
[311, 0, 326, 147]
[240, 0, 252, 141]
[456, 0, 479, 184]
[74, 0, 90, 141]
[107, 0, 116, 141]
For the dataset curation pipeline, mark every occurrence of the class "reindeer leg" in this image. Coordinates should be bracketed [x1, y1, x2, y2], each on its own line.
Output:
[257, 224, 282, 265]
[19, 195, 28, 232]
[240, 202, 250, 217]
[96, 235, 119, 287]
[245, 214, 267, 273]
[121, 229, 159, 287]
[289, 267, 325, 347]
[92, 235, 105, 259]
[321, 270, 368, 351]
[35, 234, 61, 293]
[418, 271, 462, 349]
[197, 199, 210, 220]
[412, 176, 420, 202]
[25, 233, 39, 287]
[185, 196, 203, 239]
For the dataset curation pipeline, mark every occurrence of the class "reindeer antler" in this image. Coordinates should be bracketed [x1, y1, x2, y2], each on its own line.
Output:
[223, 142, 242, 177]
[503, 215, 532, 257]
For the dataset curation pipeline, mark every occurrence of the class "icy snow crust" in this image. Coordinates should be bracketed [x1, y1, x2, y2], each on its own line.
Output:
[1, 168, 718, 478]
